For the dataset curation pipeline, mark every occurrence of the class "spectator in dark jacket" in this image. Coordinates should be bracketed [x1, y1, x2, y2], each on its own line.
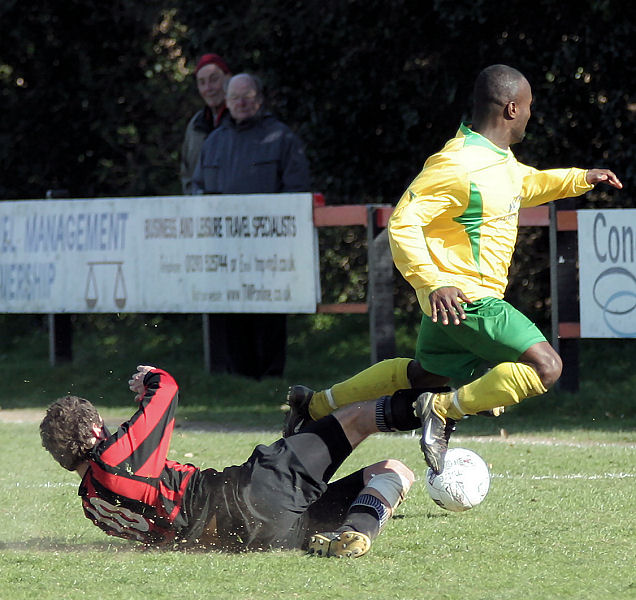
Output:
[193, 73, 311, 379]
[192, 74, 310, 194]
[180, 54, 232, 194]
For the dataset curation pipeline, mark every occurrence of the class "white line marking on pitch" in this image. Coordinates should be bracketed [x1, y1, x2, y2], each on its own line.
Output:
[491, 472, 635, 480]
[387, 431, 636, 449]
[454, 436, 636, 449]
[11, 481, 79, 488]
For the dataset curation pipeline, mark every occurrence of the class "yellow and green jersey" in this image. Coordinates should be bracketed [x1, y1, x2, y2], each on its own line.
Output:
[389, 122, 592, 314]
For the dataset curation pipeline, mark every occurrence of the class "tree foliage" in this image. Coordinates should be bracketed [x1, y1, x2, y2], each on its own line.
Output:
[1, 0, 633, 320]
[2, 0, 633, 202]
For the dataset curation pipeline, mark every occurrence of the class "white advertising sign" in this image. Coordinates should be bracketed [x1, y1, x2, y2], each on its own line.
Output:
[578, 209, 636, 338]
[0, 194, 320, 313]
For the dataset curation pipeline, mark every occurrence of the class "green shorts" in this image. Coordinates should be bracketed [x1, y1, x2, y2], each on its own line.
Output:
[415, 297, 546, 386]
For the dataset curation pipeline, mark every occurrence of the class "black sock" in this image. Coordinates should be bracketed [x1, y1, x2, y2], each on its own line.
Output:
[339, 494, 388, 540]
[376, 387, 451, 432]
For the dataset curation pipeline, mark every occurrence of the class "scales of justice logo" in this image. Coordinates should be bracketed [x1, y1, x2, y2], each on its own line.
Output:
[85, 261, 127, 309]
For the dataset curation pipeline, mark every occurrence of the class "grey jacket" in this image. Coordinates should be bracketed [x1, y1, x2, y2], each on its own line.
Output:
[180, 106, 228, 194]
[191, 109, 310, 194]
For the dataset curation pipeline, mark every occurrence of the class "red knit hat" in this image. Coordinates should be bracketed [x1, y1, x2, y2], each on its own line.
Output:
[195, 53, 231, 75]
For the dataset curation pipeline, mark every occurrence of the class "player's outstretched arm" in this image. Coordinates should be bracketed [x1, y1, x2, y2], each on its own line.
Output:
[128, 365, 156, 402]
[586, 169, 623, 189]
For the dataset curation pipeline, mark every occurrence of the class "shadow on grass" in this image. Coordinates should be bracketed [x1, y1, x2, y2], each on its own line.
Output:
[0, 538, 134, 552]
[0, 537, 297, 555]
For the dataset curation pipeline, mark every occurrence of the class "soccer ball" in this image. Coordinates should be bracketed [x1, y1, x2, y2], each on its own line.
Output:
[425, 448, 490, 512]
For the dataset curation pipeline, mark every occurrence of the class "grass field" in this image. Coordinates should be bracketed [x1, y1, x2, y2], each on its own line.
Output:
[0, 314, 635, 599]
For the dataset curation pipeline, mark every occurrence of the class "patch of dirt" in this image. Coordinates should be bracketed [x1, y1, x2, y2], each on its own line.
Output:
[0, 408, 45, 423]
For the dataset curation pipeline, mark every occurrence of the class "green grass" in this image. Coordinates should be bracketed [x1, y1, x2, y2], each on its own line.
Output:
[1, 313, 635, 430]
[0, 313, 635, 599]
[1, 424, 634, 600]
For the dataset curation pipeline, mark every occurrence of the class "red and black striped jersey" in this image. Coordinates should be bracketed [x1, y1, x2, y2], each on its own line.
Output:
[78, 368, 202, 545]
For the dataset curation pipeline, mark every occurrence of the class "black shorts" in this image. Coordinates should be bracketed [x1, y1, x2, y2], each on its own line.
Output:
[194, 415, 360, 552]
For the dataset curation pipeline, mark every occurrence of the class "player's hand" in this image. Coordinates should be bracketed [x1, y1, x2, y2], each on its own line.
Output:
[429, 287, 470, 325]
[586, 169, 623, 189]
[128, 365, 155, 401]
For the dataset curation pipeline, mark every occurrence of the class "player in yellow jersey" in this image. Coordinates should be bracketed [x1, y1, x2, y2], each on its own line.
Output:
[284, 64, 622, 474]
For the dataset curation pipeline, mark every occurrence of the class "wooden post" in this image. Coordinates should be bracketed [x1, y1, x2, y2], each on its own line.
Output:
[367, 206, 396, 362]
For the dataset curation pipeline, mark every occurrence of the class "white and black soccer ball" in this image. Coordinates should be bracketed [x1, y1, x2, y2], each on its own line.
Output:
[425, 448, 490, 512]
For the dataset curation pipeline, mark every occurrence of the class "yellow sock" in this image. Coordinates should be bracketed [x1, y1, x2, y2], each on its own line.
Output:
[455, 362, 547, 416]
[434, 391, 462, 421]
[309, 358, 412, 420]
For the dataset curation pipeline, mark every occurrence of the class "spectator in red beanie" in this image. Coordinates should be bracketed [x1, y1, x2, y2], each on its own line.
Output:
[180, 53, 232, 194]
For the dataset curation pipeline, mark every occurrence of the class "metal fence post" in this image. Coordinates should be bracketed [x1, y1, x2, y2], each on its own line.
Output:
[48, 313, 73, 366]
[45, 189, 73, 365]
